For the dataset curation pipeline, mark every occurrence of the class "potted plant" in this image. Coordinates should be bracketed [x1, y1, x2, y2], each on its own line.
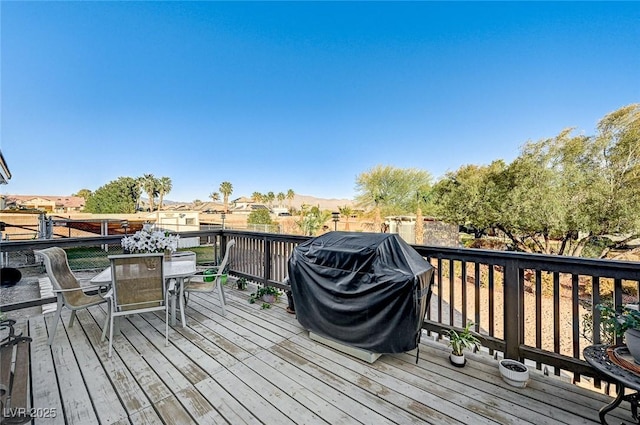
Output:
[499, 358, 530, 388]
[236, 277, 248, 291]
[444, 321, 481, 367]
[248, 285, 282, 307]
[596, 302, 640, 362]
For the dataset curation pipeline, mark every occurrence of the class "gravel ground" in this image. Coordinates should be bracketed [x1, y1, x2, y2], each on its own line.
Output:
[430, 277, 591, 359]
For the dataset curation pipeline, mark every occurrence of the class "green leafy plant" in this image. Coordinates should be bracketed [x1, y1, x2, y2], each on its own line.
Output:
[595, 302, 640, 341]
[236, 277, 248, 290]
[445, 321, 481, 356]
[248, 284, 282, 304]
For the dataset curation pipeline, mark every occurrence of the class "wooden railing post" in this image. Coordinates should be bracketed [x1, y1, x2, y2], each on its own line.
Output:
[263, 236, 271, 286]
[219, 233, 226, 264]
[503, 259, 522, 360]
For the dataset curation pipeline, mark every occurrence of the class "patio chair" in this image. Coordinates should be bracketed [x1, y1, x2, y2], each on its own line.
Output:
[181, 239, 236, 319]
[34, 247, 108, 346]
[101, 253, 172, 357]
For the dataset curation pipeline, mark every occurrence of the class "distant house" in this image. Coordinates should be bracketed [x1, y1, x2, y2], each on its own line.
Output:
[192, 202, 226, 213]
[230, 196, 269, 215]
[231, 197, 255, 209]
[5, 195, 85, 213]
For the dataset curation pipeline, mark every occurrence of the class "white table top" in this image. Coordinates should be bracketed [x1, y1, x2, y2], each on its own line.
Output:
[90, 257, 196, 284]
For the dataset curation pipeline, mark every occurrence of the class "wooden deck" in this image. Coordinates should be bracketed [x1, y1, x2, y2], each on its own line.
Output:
[14, 283, 632, 425]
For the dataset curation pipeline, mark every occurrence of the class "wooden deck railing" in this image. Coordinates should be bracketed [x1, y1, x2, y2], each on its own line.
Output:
[2, 229, 640, 383]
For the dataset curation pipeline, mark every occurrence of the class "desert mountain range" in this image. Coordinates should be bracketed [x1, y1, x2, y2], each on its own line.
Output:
[164, 194, 356, 212]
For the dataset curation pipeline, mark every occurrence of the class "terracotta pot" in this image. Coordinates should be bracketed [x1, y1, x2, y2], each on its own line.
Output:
[625, 329, 640, 364]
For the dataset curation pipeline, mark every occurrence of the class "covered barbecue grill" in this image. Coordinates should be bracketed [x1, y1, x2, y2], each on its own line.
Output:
[288, 231, 434, 354]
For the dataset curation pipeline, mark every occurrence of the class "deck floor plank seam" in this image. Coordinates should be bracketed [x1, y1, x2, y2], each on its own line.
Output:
[270, 342, 457, 425]
[284, 336, 504, 425]
[46, 311, 101, 425]
[62, 309, 131, 424]
[386, 348, 597, 425]
[227, 360, 329, 425]
[79, 306, 174, 408]
[28, 315, 66, 425]
[409, 339, 626, 422]
[254, 347, 400, 425]
[15, 282, 631, 425]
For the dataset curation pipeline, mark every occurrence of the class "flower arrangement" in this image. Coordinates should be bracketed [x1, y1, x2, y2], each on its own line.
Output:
[121, 223, 179, 254]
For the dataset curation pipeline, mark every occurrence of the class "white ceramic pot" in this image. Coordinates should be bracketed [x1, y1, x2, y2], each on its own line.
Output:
[499, 359, 529, 388]
[625, 329, 640, 364]
[449, 353, 466, 367]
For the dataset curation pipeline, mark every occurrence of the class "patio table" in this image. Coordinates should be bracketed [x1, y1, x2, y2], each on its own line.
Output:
[90, 252, 196, 326]
[584, 344, 640, 424]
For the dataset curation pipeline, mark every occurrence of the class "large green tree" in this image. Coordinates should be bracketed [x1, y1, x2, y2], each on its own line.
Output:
[432, 104, 640, 256]
[355, 165, 432, 231]
[84, 177, 140, 213]
[247, 209, 273, 225]
[431, 161, 507, 238]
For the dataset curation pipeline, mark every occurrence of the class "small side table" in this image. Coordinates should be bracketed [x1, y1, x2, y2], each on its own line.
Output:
[584, 345, 640, 425]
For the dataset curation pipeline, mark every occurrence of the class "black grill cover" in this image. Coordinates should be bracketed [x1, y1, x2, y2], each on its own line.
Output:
[288, 232, 434, 353]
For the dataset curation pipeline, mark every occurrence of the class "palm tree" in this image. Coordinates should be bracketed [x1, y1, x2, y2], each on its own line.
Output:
[209, 192, 220, 202]
[277, 192, 285, 207]
[266, 191, 275, 208]
[219, 181, 233, 213]
[286, 189, 295, 210]
[157, 177, 172, 210]
[134, 176, 145, 211]
[339, 205, 353, 231]
[142, 174, 159, 212]
[252, 192, 263, 203]
[296, 205, 331, 236]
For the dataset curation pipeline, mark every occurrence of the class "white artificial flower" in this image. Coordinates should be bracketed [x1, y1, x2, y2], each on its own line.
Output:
[121, 224, 179, 254]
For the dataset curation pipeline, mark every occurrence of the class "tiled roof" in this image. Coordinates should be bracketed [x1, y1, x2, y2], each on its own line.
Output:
[6, 195, 85, 208]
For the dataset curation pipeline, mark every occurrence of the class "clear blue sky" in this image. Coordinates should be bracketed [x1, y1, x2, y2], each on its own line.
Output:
[2, 2, 638, 202]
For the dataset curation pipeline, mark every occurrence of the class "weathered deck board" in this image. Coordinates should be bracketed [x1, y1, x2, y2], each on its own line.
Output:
[19, 285, 627, 424]
[29, 316, 65, 425]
